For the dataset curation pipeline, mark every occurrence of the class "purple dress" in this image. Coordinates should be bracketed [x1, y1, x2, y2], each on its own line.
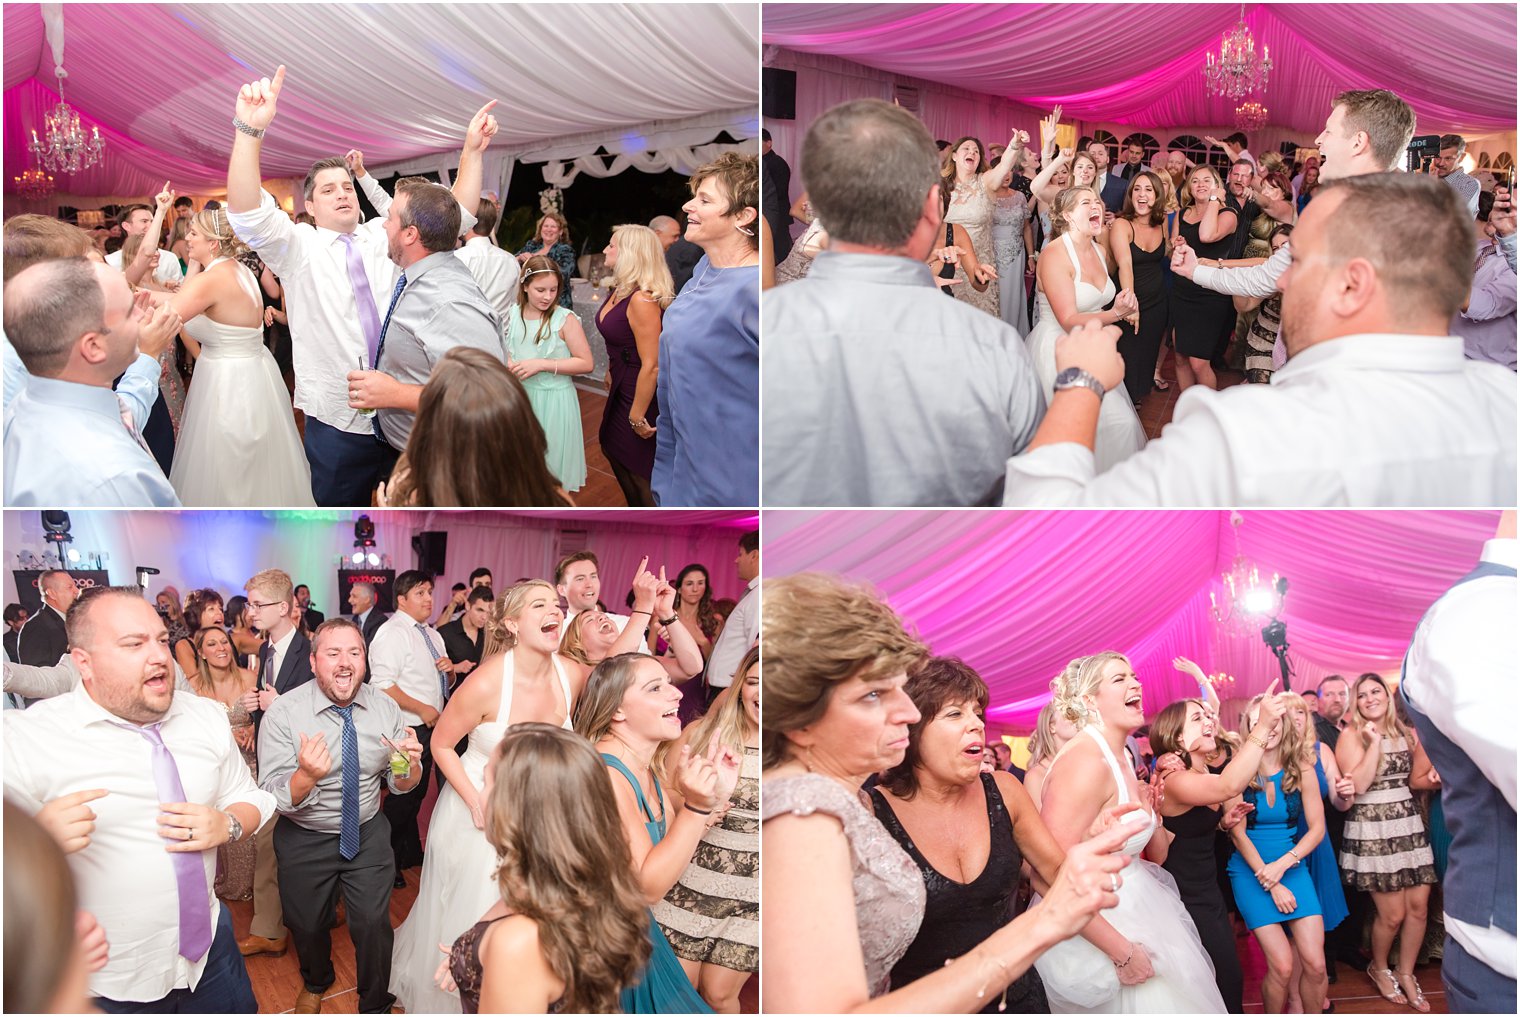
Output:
[597, 292, 659, 481]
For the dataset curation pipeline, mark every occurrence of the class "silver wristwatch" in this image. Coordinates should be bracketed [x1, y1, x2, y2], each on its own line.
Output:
[232, 115, 265, 139]
[1053, 366, 1105, 400]
[226, 812, 244, 843]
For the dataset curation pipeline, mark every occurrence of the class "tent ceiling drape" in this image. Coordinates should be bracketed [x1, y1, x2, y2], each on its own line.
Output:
[763, 3, 1517, 136]
[2, 2, 759, 197]
[764, 510, 1501, 728]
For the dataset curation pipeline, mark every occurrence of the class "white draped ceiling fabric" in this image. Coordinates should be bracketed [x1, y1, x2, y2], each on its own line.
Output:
[2, 2, 759, 206]
[764, 510, 1501, 731]
[763, 3, 1517, 180]
[3, 510, 756, 618]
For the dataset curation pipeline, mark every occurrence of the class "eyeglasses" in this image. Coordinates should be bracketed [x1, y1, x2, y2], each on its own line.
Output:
[247, 599, 283, 611]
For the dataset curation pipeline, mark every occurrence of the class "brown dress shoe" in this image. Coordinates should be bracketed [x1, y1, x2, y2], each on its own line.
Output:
[294, 987, 325, 1013]
[237, 933, 288, 957]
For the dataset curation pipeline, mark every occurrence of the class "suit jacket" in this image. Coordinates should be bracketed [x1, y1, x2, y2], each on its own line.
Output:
[1097, 173, 1129, 215]
[3, 629, 19, 662]
[1117, 161, 1146, 181]
[302, 608, 325, 632]
[353, 609, 388, 646]
[666, 238, 704, 294]
[762, 149, 794, 262]
[253, 628, 315, 729]
[16, 606, 68, 668]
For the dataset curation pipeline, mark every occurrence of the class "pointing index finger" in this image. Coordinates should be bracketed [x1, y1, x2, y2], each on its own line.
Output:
[270, 64, 286, 94]
[474, 99, 498, 121]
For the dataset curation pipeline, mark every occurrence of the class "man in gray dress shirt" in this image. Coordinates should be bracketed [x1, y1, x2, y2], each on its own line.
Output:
[1435, 134, 1482, 217]
[762, 98, 1045, 506]
[258, 619, 421, 1014]
[346, 178, 504, 451]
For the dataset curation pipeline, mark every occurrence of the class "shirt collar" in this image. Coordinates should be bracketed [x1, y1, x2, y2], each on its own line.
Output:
[17, 374, 130, 418]
[1272, 333, 1467, 381]
[401, 249, 453, 283]
[1480, 538, 1519, 571]
[71, 677, 185, 730]
[805, 250, 940, 289]
[271, 624, 298, 657]
[322, 685, 371, 712]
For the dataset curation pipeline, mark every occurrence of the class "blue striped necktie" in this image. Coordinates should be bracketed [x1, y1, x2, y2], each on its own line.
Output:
[371, 273, 408, 440]
[415, 623, 447, 703]
[329, 704, 361, 860]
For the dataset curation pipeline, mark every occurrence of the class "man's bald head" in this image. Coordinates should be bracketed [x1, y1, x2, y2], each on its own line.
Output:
[648, 215, 682, 250]
[2, 259, 122, 378]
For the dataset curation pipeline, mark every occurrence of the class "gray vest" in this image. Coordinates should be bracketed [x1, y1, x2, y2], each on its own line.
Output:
[1401, 559, 1517, 936]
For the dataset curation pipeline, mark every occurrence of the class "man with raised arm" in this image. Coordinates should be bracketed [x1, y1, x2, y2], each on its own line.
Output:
[224, 65, 494, 506]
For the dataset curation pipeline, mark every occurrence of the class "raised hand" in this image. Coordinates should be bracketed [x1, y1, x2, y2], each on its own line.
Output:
[1172, 656, 1207, 683]
[1491, 185, 1516, 237]
[1256, 679, 1289, 726]
[395, 727, 424, 773]
[653, 566, 678, 619]
[708, 741, 742, 807]
[464, 100, 499, 154]
[1052, 318, 1125, 392]
[673, 744, 721, 811]
[135, 300, 183, 361]
[297, 731, 332, 781]
[344, 149, 366, 178]
[36, 788, 108, 854]
[1170, 234, 1199, 278]
[154, 180, 175, 210]
[1040, 107, 1062, 151]
[1203, 135, 1221, 149]
[629, 556, 658, 615]
[234, 65, 286, 132]
[1007, 128, 1029, 151]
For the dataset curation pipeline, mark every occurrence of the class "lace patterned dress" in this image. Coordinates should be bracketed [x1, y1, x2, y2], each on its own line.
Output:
[1340, 735, 1437, 891]
[449, 916, 565, 1014]
[761, 773, 924, 998]
[991, 190, 1031, 336]
[944, 177, 1000, 318]
[214, 693, 257, 901]
[653, 745, 759, 972]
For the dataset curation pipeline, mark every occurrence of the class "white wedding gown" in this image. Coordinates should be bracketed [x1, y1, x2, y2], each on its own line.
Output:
[388, 653, 575, 1014]
[168, 258, 314, 506]
[1034, 726, 1227, 1013]
[1026, 233, 1148, 474]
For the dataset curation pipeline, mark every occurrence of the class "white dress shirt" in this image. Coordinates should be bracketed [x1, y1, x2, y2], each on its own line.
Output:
[106, 247, 186, 287]
[3, 684, 275, 1001]
[368, 612, 446, 725]
[1401, 536, 1517, 977]
[454, 235, 521, 320]
[565, 607, 650, 654]
[265, 624, 298, 688]
[1004, 333, 1517, 506]
[3, 359, 179, 507]
[706, 577, 759, 689]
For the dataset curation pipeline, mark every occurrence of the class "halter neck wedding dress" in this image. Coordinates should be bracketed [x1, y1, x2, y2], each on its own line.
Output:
[168, 257, 314, 505]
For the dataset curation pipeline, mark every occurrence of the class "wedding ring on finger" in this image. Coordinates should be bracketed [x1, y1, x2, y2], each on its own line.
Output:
[1109, 874, 1120, 893]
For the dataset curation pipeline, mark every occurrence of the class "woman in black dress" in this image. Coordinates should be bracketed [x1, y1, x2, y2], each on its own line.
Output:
[595, 224, 675, 506]
[1149, 671, 1291, 1014]
[868, 657, 1147, 1013]
[1169, 165, 1238, 391]
[1110, 171, 1171, 406]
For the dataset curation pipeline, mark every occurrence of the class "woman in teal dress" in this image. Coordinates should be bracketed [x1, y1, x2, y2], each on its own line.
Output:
[573, 652, 741, 1015]
[505, 256, 594, 492]
[1225, 692, 1328, 1016]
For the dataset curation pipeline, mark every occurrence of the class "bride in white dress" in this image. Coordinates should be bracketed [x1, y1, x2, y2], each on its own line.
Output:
[1025, 187, 1148, 474]
[167, 209, 313, 506]
[1035, 652, 1227, 1013]
[389, 579, 591, 1014]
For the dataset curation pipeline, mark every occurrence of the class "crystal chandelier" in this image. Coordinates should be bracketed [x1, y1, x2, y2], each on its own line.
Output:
[1235, 102, 1269, 132]
[1204, 5, 1273, 101]
[14, 167, 55, 200]
[29, 75, 105, 174]
[1209, 512, 1286, 637]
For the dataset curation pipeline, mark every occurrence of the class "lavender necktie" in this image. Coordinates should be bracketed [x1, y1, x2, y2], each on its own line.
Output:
[113, 721, 214, 962]
[340, 233, 383, 368]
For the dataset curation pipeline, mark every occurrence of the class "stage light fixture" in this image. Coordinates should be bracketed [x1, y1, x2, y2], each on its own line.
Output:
[41, 511, 72, 544]
[352, 550, 366, 565]
[366, 552, 380, 567]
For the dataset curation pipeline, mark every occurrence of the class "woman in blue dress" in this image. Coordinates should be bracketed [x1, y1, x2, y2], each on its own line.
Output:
[573, 652, 741, 1014]
[1226, 691, 1328, 1016]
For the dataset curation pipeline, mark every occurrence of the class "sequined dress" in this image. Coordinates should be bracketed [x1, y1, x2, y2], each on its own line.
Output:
[214, 692, 257, 901]
[761, 773, 925, 998]
[991, 190, 1031, 336]
[945, 177, 999, 318]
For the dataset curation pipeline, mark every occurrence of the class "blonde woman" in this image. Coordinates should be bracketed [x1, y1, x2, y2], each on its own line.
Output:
[574, 653, 740, 1013]
[652, 646, 760, 1012]
[1023, 699, 1078, 807]
[191, 626, 259, 901]
[167, 208, 313, 505]
[1168, 164, 1238, 391]
[389, 580, 578, 1014]
[1224, 692, 1328, 1015]
[444, 724, 651, 1013]
[597, 224, 676, 506]
[1335, 674, 1439, 1010]
[557, 560, 702, 684]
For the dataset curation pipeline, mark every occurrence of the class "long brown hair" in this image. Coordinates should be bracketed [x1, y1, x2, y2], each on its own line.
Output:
[1120, 171, 1169, 227]
[516, 255, 564, 346]
[1347, 672, 1412, 742]
[685, 645, 760, 760]
[385, 348, 568, 507]
[191, 625, 247, 698]
[485, 724, 650, 1013]
[1149, 698, 1208, 771]
[939, 135, 987, 214]
[3, 801, 79, 1014]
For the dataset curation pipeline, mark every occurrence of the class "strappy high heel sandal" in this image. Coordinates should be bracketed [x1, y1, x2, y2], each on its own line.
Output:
[1367, 965, 1406, 1005]
[1394, 970, 1430, 1013]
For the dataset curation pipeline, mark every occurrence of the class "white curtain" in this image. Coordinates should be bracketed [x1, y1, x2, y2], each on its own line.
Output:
[540, 142, 755, 188]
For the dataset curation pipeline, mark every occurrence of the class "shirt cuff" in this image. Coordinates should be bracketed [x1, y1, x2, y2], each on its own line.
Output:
[1191, 264, 1219, 289]
[1003, 443, 1097, 505]
[270, 773, 321, 816]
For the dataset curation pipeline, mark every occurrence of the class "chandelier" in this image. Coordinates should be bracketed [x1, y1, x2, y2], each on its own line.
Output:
[1203, 5, 1273, 101]
[13, 167, 55, 200]
[1209, 511, 1286, 637]
[29, 75, 105, 174]
[1235, 102, 1269, 132]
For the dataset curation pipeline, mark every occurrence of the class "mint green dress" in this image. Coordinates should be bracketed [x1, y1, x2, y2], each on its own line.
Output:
[504, 304, 586, 492]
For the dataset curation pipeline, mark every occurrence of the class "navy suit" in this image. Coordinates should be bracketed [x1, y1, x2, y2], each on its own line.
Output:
[1097, 173, 1129, 215]
[16, 605, 67, 668]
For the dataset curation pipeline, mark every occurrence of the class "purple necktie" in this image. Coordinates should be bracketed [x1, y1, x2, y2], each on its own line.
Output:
[340, 233, 383, 368]
[114, 721, 214, 962]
